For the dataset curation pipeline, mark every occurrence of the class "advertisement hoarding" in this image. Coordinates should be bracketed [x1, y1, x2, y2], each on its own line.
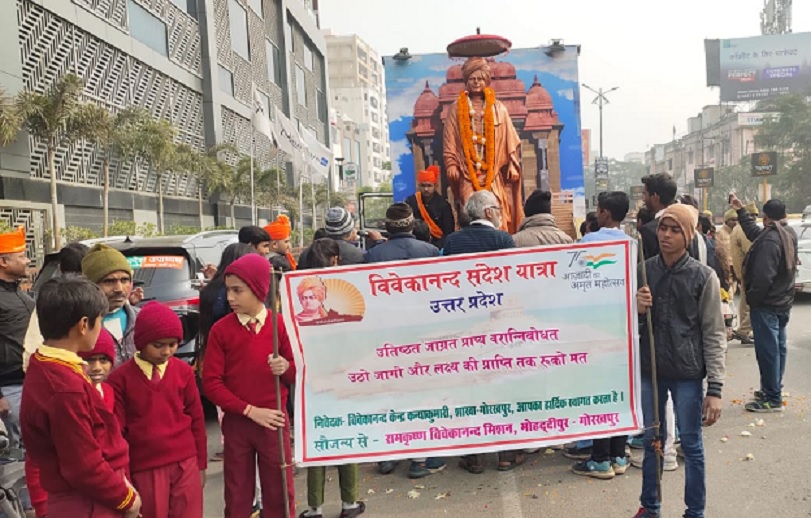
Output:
[694, 168, 715, 188]
[719, 32, 811, 102]
[751, 152, 778, 177]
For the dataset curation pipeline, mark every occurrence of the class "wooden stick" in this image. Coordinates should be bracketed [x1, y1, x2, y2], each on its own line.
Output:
[270, 268, 291, 518]
[638, 237, 663, 502]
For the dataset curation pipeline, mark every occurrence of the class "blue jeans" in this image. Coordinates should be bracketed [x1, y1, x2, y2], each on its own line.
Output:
[750, 307, 789, 404]
[0, 385, 23, 449]
[640, 377, 705, 518]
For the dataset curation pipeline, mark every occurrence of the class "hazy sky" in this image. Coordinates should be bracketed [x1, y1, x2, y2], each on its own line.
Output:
[319, 0, 810, 159]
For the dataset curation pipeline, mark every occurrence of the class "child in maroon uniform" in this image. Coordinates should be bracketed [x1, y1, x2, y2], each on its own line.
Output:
[203, 253, 296, 518]
[26, 328, 119, 517]
[107, 302, 207, 518]
[20, 276, 141, 517]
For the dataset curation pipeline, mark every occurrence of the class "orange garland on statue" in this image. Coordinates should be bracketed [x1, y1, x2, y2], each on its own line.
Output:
[457, 88, 496, 191]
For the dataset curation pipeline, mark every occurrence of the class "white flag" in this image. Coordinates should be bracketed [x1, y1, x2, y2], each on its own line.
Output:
[273, 106, 305, 167]
[251, 84, 272, 138]
[299, 127, 332, 182]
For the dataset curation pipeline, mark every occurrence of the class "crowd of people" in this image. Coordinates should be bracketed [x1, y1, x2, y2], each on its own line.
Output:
[0, 166, 798, 518]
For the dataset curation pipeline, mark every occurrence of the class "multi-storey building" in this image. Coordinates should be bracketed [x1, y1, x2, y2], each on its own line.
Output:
[325, 33, 389, 188]
[0, 0, 329, 261]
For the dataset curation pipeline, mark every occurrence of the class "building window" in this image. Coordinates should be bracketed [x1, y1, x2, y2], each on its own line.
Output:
[228, 0, 250, 61]
[289, 21, 296, 52]
[266, 40, 281, 85]
[218, 66, 234, 96]
[304, 45, 314, 71]
[295, 65, 306, 106]
[357, 47, 368, 63]
[258, 91, 270, 118]
[169, 0, 195, 16]
[248, 0, 262, 16]
[316, 89, 326, 122]
[128, 0, 168, 56]
[369, 97, 378, 109]
[343, 137, 351, 160]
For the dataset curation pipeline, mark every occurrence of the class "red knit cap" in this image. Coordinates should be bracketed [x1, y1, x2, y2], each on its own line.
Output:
[134, 302, 184, 351]
[224, 253, 270, 302]
[79, 328, 116, 366]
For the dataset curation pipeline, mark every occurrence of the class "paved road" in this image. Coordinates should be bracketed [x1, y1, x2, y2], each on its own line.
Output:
[203, 295, 811, 517]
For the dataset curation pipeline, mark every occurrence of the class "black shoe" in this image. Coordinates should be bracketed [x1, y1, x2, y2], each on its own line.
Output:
[377, 460, 398, 474]
[562, 445, 592, 460]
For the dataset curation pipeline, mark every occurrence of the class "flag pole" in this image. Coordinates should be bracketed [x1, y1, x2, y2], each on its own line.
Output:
[250, 126, 256, 225]
[298, 165, 304, 248]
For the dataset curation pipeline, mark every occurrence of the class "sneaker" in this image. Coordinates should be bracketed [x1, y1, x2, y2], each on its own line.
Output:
[745, 399, 784, 413]
[663, 455, 678, 471]
[562, 445, 592, 460]
[408, 458, 446, 479]
[629, 436, 645, 449]
[753, 390, 786, 400]
[612, 456, 629, 475]
[571, 459, 615, 479]
[340, 502, 366, 518]
[377, 461, 398, 475]
[630, 449, 643, 468]
[676, 444, 684, 459]
[733, 331, 754, 345]
[632, 507, 661, 518]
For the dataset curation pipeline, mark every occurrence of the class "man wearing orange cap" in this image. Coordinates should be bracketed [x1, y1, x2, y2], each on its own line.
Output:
[264, 214, 297, 274]
[405, 165, 455, 249]
[0, 226, 34, 451]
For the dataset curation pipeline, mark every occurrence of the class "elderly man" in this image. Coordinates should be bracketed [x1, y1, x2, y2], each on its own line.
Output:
[443, 190, 515, 256]
[81, 244, 140, 366]
[0, 226, 34, 448]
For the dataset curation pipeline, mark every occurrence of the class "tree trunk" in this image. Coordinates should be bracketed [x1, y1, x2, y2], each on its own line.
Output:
[158, 174, 165, 235]
[230, 197, 236, 228]
[48, 144, 61, 250]
[103, 154, 110, 237]
[198, 185, 204, 230]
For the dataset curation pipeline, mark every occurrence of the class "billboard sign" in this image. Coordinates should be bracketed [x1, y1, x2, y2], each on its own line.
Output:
[595, 158, 609, 180]
[719, 32, 811, 102]
[385, 47, 584, 210]
[751, 152, 778, 177]
[694, 168, 715, 188]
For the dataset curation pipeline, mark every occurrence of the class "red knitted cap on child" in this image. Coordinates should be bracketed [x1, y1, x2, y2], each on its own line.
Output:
[79, 328, 116, 366]
[134, 302, 184, 351]
[224, 253, 270, 302]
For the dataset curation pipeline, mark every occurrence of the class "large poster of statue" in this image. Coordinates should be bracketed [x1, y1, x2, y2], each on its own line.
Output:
[385, 46, 585, 231]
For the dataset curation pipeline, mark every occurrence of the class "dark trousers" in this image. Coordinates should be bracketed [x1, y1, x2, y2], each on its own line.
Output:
[591, 435, 627, 463]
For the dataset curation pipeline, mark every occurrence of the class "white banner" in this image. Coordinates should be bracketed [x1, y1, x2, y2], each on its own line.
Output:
[299, 127, 332, 182]
[273, 106, 305, 168]
[281, 241, 642, 466]
[251, 85, 272, 139]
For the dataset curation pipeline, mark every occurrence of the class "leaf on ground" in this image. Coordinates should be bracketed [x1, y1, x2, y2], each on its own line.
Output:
[385, 488, 394, 494]
[544, 448, 556, 455]
[743, 453, 755, 461]
[755, 419, 765, 427]
[407, 489, 421, 499]
[740, 431, 752, 437]
[367, 489, 375, 495]
[435, 491, 451, 500]
[413, 484, 426, 489]
[720, 436, 729, 443]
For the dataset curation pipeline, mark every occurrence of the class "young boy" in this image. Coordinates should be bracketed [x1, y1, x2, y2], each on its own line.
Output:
[203, 253, 296, 518]
[26, 327, 119, 517]
[20, 276, 142, 517]
[107, 302, 207, 518]
[264, 214, 297, 272]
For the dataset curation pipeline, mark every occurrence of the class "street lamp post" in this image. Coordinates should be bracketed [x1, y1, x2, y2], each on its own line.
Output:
[582, 84, 619, 160]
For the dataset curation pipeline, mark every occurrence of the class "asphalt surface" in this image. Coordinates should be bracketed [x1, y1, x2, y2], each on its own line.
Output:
[203, 295, 811, 517]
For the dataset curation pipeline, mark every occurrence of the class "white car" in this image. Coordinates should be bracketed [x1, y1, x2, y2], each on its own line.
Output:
[791, 222, 811, 292]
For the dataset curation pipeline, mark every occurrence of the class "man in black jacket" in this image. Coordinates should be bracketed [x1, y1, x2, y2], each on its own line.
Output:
[731, 195, 797, 413]
[0, 226, 34, 447]
[634, 204, 725, 518]
[639, 173, 678, 258]
[443, 191, 515, 256]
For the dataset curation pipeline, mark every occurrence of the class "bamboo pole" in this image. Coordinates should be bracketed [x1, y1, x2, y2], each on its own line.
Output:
[269, 269, 291, 518]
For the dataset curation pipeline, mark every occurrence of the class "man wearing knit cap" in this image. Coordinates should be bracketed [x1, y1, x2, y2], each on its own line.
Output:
[633, 203, 726, 518]
[730, 195, 798, 413]
[299, 207, 364, 267]
[0, 225, 34, 451]
[729, 202, 759, 344]
[82, 243, 140, 366]
[405, 165, 455, 249]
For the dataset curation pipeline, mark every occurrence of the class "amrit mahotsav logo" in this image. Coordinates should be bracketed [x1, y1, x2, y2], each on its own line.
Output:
[582, 253, 617, 270]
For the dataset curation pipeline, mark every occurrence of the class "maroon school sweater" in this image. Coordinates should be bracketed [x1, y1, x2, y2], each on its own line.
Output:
[107, 357, 208, 474]
[21, 354, 136, 512]
[202, 312, 296, 416]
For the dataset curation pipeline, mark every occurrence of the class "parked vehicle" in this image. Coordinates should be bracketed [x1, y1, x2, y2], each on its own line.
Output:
[791, 222, 811, 292]
[31, 231, 239, 367]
